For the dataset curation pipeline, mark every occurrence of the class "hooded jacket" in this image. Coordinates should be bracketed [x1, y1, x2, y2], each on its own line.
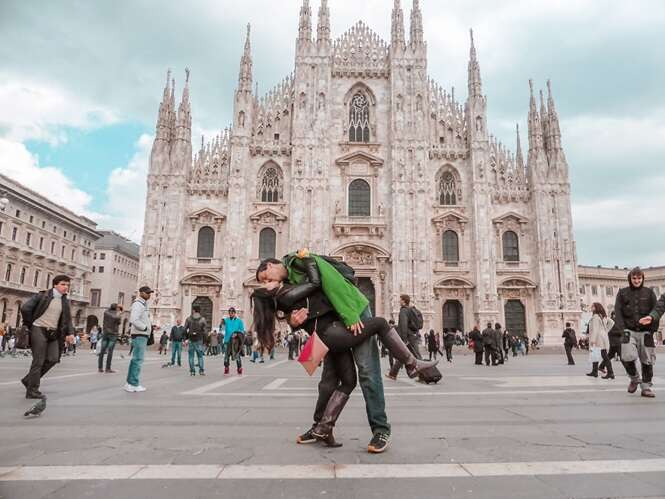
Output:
[614, 270, 658, 333]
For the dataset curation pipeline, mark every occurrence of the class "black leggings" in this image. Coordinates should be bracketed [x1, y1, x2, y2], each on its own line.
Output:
[316, 317, 391, 396]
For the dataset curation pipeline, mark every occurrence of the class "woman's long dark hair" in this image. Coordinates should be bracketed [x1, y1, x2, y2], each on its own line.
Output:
[250, 288, 278, 351]
[591, 302, 607, 318]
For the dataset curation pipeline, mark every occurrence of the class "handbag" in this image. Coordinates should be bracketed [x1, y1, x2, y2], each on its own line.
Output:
[297, 330, 328, 376]
[147, 330, 155, 346]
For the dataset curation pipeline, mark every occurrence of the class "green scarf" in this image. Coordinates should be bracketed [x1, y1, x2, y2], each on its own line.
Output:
[283, 253, 368, 327]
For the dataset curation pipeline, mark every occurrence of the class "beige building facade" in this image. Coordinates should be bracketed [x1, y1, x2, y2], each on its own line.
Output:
[139, 0, 581, 343]
[0, 174, 100, 331]
[86, 230, 140, 333]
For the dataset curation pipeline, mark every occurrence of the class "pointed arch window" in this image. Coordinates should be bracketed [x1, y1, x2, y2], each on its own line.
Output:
[442, 230, 459, 263]
[439, 171, 457, 205]
[197, 226, 215, 260]
[502, 231, 519, 262]
[348, 179, 371, 217]
[349, 93, 370, 143]
[258, 165, 283, 203]
[259, 228, 276, 260]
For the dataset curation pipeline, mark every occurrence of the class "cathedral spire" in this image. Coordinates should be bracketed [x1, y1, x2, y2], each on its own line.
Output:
[409, 0, 423, 46]
[298, 0, 312, 43]
[316, 0, 330, 45]
[547, 79, 562, 146]
[539, 88, 550, 157]
[238, 24, 253, 94]
[527, 79, 542, 150]
[391, 0, 405, 48]
[154, 69, 172, 141]
[177, 68, 191, 134]
[467, 29, 482, 98]
[515, 123, 525, 173]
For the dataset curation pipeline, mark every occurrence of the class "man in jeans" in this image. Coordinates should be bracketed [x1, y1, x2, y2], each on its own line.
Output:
[124, 286, 153, 393]
[184, 306, 207, 376]
[169, 319, 185, 367]
[20, 275, 75, 399]
[615, 267, 658, 398]
[98, 303, 122, 373]
[561, 322, 577, 365]
[257, 257, 391, 454]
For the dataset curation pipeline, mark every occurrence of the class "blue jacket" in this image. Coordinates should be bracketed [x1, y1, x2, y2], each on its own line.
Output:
[222, 317, 245, 344]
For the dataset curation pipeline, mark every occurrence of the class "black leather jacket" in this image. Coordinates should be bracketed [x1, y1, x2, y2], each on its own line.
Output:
[275, 258, 339, 335]
[614, 284, 658, 333]
[21, 289, 74, 339]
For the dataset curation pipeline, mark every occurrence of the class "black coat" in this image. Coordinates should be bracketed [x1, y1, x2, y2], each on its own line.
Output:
[614, 284, 658, 333]
[481, 327, 495, 347]
[562, 327, 577, 346]
[21, 289, 74, 341]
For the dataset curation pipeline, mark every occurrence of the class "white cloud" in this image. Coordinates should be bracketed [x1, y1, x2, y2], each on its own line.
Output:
[0, 77, 117, 145]
[0, 137, 99, 217]
[101, 134, 153, 242]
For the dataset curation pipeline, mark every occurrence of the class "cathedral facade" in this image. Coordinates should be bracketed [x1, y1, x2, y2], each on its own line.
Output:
[138, 0, 581, 344]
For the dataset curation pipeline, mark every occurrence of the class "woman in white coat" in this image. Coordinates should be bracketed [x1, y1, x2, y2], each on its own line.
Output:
[586, 302, 615, 379]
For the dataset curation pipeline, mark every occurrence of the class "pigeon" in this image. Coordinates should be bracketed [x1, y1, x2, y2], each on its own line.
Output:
[24, 398, 46, 417]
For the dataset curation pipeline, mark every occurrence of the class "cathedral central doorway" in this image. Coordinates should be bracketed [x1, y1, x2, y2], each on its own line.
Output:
[357, 277, 376, 316]
[504, 299, 526, 337]
[442, 300, 463, 332]
[191, 296, 213, 330]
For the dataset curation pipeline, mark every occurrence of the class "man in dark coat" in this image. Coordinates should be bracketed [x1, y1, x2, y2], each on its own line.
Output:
[481, 322, 497, 366]
[614, 267, 658, 398]
[468, 325, 484, 365]
[98, 303, 122, 373]
[20, 275, 75, 399]
[561, 322, 577, 365]
[493, 323, 504, 365]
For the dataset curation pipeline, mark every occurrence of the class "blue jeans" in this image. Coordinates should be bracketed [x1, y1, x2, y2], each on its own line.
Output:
[188, 341, 204, 373]
[353, 307, 390, 435]
[126, 336, 147, 387]
[171, 340, 182, 365]
[98, 336, 117, 371]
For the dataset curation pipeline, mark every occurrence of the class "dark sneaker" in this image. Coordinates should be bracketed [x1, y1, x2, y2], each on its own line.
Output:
[26, 389, 46, 400]
[296, 427, 317, 444]
[628, 380, 639, 393]
[641, 388, 656, 398]
[367, 432, 391, 454]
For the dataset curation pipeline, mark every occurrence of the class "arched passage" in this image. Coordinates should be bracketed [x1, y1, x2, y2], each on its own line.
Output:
[504, 299, 526, 337]
[442, 300, 463, 332]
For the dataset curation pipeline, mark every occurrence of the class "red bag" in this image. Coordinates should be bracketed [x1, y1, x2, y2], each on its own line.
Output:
[298, 332, 328, 376]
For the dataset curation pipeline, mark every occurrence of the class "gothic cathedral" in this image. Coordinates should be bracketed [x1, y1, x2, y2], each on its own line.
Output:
[139, 0, 581, 344]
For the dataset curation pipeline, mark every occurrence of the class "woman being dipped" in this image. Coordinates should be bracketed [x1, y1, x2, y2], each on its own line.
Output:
[251, 257, 437, 447]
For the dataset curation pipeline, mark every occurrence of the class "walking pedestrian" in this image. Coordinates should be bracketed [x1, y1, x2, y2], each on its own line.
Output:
[158, 331, 168, 355]
[184, 305, 207, 376]
[443, 328, 455, 362]
[562, 322, 577, 365]
[98, 303, 122, 373]
[222, 307, 245, 375]
[124, 286, 153, 393]
[426, 329, 439, 361]
[20, 275, 76, 399]
[615, 267, 658, 398]
[493, 323, 504, 365]
[385, 295, 423, 379]
[482, 322, 496, 366]
[468, 325, 483, 365]
[586, 302, 615, 379]
[168, 319, 185, 366]
[90, 325, 98, 352]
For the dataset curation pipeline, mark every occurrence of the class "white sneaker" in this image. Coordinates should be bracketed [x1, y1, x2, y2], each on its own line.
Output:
[134, 385, 146, 392]
[124, 383, 136, 393]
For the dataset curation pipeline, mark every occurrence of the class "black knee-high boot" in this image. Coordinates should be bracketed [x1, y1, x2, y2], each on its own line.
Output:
[312, 390, 349, 447]
[586, 362, 598, 377]
[381, 328, 439, 378]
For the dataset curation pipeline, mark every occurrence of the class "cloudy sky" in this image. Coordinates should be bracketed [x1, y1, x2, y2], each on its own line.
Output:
[1, 0, 664, 266]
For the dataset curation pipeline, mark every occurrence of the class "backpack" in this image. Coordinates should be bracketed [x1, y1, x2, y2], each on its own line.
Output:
[408, 306, 424, 331]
